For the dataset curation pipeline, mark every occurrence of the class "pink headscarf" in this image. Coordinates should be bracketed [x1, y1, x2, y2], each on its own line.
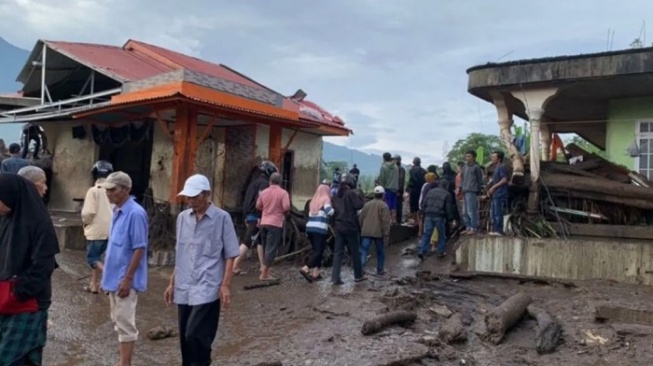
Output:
[309, 184, 331, 215]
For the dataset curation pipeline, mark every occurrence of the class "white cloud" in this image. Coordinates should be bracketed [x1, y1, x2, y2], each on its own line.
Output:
[2, 0, 653, 162]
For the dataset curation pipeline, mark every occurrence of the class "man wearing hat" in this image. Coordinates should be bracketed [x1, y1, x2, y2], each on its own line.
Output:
[100, 171, 149, 366]
[164, 174, 240, 365]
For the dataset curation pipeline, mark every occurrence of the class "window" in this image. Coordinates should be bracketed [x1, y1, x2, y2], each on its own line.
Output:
[638, 121, 653, 180]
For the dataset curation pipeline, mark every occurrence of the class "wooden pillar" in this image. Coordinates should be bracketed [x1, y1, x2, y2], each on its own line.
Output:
[540, 122, 552, 161]
[268, 125, 282, 168]
[169, 105, 198, 202]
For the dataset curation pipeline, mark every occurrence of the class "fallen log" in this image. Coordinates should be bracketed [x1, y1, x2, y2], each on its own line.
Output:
[485, 292, 532, 344]
[527, 306, 562, 354]
[273, 244, 311, 263]
[543, 162, 610, 180]
[541, 172, 653, 201]
[438, 313, 467, 344]
[243, 279, 281, 291]
[361, 310, 417, 336]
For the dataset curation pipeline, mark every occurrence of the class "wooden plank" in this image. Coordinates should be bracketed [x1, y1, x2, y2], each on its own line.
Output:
[595, 305, 653, 326]
[268, 125, 282, 168]
[555, 223, 653, 240]
[169, 105, 198, 202]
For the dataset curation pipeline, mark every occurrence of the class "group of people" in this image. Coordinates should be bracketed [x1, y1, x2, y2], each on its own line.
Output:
[0, 156, 243, 366]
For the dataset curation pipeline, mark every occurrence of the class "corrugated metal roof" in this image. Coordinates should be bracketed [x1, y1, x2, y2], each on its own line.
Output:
[45, 41, 171, 82]
[124, 40, 265, 90]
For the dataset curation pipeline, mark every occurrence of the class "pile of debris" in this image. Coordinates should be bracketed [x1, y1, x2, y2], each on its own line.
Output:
[540, 143, 653, 227]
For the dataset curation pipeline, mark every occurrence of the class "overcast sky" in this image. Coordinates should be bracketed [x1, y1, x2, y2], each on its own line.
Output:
[1, 0, 652, 163]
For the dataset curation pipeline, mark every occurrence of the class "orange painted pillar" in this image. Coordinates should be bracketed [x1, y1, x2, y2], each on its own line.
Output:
[268, 125, 282, 168]
[169, 105, 198, 202]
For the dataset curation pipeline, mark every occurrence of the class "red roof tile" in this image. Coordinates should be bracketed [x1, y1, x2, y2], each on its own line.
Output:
[45, 41, 171, 82]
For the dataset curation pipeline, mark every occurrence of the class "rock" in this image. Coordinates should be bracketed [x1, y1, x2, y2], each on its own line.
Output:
[429, 304, 453, 318]
[146, 325, 178, 340]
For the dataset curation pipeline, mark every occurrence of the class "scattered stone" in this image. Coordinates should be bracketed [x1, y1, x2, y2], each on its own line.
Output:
[429, 304, 453, 318]
[438, 313, 467, 344]
[146, 325, 178, 340]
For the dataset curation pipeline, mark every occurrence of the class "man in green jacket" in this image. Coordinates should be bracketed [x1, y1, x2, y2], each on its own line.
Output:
[377, 152, 399, 222]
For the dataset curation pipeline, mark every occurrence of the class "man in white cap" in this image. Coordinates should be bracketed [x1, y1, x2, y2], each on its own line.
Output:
[164, 174, 240, 365]
[100, 171, 148, 366]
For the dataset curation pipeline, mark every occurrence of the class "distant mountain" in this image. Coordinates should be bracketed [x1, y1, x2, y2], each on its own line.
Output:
[323, 141, 383, 176]
[0, 37, 29, 142]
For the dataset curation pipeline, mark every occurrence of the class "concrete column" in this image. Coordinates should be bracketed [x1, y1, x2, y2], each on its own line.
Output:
[491, 91, 524, 184]
[511, 88, 558, 213]
[540, 122, 552, 161]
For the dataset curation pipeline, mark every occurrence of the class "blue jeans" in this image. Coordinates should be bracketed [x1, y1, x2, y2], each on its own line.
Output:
[491, 196, 508, 234]
[360, 237, 385, 274]
[419, 216, 447, 255]
[463, 192, 479, 231]
[86, 240, 108, 268]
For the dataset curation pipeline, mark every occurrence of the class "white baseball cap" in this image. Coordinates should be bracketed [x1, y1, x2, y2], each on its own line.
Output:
[177, 174, 211, 197]
[374, 186, 385, 194]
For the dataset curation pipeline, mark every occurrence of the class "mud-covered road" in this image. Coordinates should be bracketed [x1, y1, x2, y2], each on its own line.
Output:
[46, 240, 653, 365]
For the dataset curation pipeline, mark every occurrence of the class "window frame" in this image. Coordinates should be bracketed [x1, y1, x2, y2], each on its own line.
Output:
[635, 119, 653, 180]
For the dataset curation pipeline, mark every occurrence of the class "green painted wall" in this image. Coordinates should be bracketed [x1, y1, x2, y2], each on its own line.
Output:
[606, 97, 653, 169]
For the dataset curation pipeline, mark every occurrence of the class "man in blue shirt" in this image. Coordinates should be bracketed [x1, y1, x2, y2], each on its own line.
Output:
[487, 151, 509, 236]
[164, 174, 240, 365]
[100, 171, 148, 366]
[0, 143, 28, 174]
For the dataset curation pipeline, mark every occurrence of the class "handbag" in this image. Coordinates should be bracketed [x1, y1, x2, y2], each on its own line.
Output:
[0, 279, 39, 315]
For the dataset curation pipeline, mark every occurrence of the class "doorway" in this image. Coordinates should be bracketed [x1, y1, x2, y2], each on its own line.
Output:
[95, 122, 154, 203]
[281, 150, 295, 196]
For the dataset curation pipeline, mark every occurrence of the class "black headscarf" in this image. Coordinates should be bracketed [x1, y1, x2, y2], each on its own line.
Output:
[0, 174, 59, 308]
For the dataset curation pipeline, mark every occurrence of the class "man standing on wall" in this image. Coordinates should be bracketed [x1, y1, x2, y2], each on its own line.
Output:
[460, 151, 484, 235]
[377, 152, 399, 223]
[257, 172, 291, 281]
[349, 164, 360, 187]
[101, 172, 149, 366]
[487, 151, 509, 236]
[394, 155, 406, 224]
[164, 174, 240, 366]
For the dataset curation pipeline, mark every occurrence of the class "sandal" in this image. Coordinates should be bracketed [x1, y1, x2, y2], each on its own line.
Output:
[312, 274, 324, 281]
[298, 269, 313, 283]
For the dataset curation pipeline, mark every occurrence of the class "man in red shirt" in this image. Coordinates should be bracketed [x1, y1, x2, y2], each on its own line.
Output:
[256, 172, 290, 281]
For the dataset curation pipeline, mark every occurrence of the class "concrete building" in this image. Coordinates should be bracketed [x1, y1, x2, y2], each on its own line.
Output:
[0, 39, 350, 214]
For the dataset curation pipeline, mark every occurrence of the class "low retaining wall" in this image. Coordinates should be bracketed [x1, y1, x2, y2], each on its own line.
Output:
[455, 236, 653, 285]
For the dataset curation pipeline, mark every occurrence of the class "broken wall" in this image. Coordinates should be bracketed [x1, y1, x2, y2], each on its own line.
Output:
[42, 121, 97, 212]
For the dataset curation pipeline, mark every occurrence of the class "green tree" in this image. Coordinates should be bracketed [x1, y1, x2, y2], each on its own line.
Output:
[446, 133, 504, 166]
[321, 161, 349, 182]
[358, 175, 375, 193]
[565, 135, 605, 157]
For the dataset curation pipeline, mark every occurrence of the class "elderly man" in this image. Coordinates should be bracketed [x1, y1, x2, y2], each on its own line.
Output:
[256, 172, 290, 281]
[1, 143, 28, 174]
[101, 172, 148, 366]
[164, 174, 240, 366]
[17, 165, 47, 198]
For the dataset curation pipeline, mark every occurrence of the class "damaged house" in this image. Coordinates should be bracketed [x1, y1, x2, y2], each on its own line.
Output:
[459, 47, 653, 285]
[0, 39, 349, 250]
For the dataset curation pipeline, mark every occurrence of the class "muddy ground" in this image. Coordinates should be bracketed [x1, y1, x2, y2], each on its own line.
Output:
[46, 239, 653, 366]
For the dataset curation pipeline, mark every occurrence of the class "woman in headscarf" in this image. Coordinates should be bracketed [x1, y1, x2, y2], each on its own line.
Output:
[331, 174, 366, 285]
[299, 184, 334, 282]
[0, 174, 59, 366]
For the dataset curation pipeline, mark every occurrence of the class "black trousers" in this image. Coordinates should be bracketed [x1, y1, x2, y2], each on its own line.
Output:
[178, 299, 221, 366]
[306, 232, 328, 268]
[261, 225, 283, 267]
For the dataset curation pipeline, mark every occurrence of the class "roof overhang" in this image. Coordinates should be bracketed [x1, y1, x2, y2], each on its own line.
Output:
[467, 47, 653, 149]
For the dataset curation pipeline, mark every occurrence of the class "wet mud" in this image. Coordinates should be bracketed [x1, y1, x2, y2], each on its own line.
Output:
[46, 241, 653, 365]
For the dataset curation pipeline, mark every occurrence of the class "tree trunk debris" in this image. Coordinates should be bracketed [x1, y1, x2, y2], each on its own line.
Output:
[527, 305, 562, 354]
[361, 311, 417, 336]
[485, 292, 532, 345]
[438, 313, 467, 344]
[243, 279, 282, 291]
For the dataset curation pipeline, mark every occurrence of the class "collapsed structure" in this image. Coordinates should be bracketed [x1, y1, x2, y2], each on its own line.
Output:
[460, 47, 653, 285]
